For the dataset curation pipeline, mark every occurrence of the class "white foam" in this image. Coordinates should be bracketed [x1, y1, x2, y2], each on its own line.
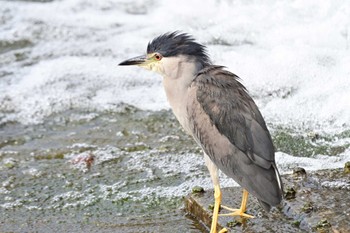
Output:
[1, 0, 349, 149]
[1, 0, 349, 133]
[276, 149, 350, 172]
[0, 56, 166, 124]
[96, 148, 350, 200]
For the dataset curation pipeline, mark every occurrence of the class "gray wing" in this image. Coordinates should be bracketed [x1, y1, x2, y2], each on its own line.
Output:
[187, 66, 282, 208]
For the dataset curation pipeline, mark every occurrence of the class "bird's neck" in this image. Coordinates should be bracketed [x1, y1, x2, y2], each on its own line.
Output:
[162, 60, 199, 133]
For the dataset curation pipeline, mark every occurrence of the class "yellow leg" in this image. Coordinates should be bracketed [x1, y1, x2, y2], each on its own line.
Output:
[210, 185, 228, 233]
[219, 189, 254, 218]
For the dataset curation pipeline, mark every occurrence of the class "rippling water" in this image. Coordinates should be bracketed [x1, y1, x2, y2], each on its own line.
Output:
[1, 0, 350, 232]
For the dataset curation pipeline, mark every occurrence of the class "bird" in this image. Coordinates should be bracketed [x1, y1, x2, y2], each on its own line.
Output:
[119, 32, 283, 233]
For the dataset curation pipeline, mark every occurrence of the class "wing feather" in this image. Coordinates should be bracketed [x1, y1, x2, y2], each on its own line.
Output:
[187, 65, 283, 207]
[194, 66, 274, 167]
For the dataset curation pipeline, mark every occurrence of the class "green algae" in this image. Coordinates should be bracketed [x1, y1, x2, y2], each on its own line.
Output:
[273, 129, 349, 157]
[301, 202, 314, 213]
[192, 186, 204, 194]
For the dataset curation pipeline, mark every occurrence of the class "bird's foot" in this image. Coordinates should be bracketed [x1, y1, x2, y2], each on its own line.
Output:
[219, 205, 255, 218]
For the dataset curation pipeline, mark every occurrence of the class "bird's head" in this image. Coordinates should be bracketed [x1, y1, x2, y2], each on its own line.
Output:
[119, 32, 211, 76]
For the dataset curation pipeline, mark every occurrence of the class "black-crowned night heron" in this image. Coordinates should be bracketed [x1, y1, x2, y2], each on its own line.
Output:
[119, 32, 283, 233]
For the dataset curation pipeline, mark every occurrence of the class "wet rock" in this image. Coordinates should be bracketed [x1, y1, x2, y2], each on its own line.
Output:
[284, 187, 297, 200]
[192, 186, 205, 194]
[185, 168, 350, 232]
[301, 201, 314, 213]
[315, 218, 332, 232]
[226, 219, 243, 228]
[293, 167, 307, 178]
[344, 161, 350, 174]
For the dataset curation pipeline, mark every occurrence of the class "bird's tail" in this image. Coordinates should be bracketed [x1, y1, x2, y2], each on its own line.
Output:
[257, 164, 283, 212]
[273, 162, 284, 195]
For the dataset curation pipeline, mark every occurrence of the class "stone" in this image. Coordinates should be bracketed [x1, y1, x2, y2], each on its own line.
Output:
[185, 168, 350, 232]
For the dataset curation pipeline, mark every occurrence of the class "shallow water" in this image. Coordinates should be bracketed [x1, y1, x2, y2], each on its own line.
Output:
[0, 110, 206, 232]
[1, 0, 350, 232]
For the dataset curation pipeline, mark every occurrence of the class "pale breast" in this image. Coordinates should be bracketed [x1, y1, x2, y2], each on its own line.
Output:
[162, 76, 192, 135]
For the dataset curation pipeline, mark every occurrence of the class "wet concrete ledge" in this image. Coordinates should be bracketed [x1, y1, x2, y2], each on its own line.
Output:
[185, 168, 350, 233]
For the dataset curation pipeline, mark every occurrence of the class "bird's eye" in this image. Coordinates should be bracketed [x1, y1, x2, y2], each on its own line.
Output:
[154, 54, 162, 61]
